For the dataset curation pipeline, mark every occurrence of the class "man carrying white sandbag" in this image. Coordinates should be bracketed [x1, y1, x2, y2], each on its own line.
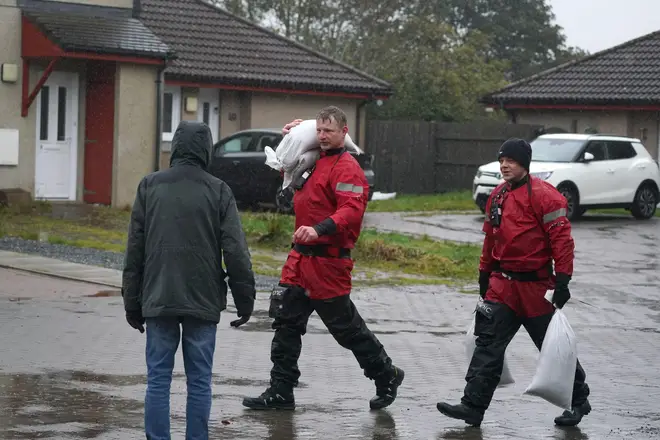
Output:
[436, 139, 591, 427]
[242, 106, 404, 411]
[264, 118, 363, 193]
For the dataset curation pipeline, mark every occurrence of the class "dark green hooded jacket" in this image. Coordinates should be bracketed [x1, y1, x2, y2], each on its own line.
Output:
[122, 121, 255, 323]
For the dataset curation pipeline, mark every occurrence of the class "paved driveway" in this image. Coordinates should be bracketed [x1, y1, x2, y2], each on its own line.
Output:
[0, 213, 659, 439]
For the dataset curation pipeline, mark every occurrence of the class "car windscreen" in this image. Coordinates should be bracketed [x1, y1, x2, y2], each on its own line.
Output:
[531, 138, 585, 162]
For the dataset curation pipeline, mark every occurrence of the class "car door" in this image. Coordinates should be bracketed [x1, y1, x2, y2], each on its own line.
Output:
[572, 140, 612, 205]
[604, 140, 641, 203]
[209, 132, 257, 202]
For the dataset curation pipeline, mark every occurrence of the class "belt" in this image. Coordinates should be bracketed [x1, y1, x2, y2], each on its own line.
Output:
[492, 260, 553, 282]
[292, 243, 351, 258]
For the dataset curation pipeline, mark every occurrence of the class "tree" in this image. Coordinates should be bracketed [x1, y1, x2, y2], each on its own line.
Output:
[436, 0, 587, 79]
[369, 20, 509, 121]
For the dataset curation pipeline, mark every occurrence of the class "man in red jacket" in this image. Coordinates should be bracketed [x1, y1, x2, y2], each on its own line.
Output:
[437, 138, 591, 427]
[242, 106, 404, 411]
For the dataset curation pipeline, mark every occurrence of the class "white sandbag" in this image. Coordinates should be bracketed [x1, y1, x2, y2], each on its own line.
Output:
[524, 308, 577, 410]
[465, 312, 515, 387]
[264, 119, 363, 189]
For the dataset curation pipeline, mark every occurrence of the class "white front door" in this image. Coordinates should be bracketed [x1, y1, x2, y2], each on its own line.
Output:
[197, 88, 220, 143]
[35, 71, 79, 200]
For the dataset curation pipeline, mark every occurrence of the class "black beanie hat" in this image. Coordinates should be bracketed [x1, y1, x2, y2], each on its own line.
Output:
[497, 138, 532, 170]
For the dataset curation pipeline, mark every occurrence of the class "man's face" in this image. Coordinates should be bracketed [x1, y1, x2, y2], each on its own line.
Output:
[499, 157, 527, 182]
[316, 117, 348, 150]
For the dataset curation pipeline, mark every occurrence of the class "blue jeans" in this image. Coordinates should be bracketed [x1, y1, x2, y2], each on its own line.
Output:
[144, 316, 217, 440]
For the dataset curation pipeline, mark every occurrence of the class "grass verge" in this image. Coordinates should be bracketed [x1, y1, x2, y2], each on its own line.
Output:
[367, 191, 477, 213]
[365, 191, 660, 219]
[0, 203, 481, 284]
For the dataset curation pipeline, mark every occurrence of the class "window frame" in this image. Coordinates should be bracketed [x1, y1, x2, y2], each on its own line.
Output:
[162, 85, 181, 142]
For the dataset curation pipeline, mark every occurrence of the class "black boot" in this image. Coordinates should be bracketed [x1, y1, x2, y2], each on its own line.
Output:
[436, 402, 484, 427]
[242, 384, 295, 410]
[554, 400, 591, 426]
[369, 366, 405, 410]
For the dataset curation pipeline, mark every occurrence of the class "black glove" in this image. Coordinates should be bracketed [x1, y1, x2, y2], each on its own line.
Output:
[126, 310, 145, 333]
[230, 313, 251, 328]
[553, 273, 572, 309]
[478, 271, 491, 298]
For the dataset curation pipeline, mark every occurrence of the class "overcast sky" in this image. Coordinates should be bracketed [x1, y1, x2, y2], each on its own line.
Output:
[549, 0, 659, 54]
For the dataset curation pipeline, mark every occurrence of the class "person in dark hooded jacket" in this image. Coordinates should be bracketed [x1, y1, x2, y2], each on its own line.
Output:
[121, 120, 256, 440]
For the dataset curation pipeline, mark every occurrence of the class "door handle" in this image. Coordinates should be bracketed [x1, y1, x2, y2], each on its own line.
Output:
[607, 168, 615, 173]
[232, 160, 240, 165]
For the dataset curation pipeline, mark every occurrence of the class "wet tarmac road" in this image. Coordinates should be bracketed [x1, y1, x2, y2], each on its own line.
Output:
[1, 214, 660, 439]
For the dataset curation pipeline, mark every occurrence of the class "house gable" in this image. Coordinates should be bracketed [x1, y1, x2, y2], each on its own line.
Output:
[138, 0, 392, 98]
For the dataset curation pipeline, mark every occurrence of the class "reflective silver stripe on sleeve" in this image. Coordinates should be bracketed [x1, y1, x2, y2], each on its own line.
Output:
[543, 208, 567, 223]
[336, 182, 364, 194]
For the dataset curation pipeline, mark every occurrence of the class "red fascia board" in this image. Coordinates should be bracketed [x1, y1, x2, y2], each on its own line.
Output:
[63, 52, 165, 65]
[22, 16, 64, 58]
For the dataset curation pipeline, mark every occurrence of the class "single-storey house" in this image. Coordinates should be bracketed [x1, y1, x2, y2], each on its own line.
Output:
[0, 0, 392, 208]
[480, 30, 660, 161]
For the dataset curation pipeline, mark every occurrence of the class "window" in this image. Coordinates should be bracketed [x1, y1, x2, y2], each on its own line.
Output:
[214, 134, 253, 157]
[57, 87, 67, 141]
[584, 141, 607, 161]
[529, 138, 586, 162]
[39, 86, 49, 141]
[162, 86, 181, 141]
[202, 102, 210, 126]
[607, 141, 637, 160]
[256, 134, 282, 152]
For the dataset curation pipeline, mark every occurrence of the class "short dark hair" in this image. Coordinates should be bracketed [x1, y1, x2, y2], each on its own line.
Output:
[316, 106, 347, 128]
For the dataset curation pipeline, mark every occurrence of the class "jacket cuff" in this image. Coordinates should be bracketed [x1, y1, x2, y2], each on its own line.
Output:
[555, 273, 572, 285]
[313, 218, 337, 236]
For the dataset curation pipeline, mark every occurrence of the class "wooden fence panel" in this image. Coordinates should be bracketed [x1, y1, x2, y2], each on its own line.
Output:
[366, 120, 543, 194]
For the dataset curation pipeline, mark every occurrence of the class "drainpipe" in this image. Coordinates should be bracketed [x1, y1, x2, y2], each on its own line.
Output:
[154, 65, 165, 172]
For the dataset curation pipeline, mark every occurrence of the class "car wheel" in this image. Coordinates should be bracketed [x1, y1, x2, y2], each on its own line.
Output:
[275, 184, 294, 215]
[368, 187, 374, 201]
[630, 184, 658, 220]
[557, 185, 580, 221]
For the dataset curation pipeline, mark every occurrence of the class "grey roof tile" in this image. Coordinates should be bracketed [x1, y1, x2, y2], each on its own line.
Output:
[21, 1, 171, 59]
[139, 0, 392, 96]
[482, 30, 660, 105]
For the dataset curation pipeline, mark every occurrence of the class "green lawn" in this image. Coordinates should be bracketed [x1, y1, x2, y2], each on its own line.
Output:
[0, 204, 481, 282]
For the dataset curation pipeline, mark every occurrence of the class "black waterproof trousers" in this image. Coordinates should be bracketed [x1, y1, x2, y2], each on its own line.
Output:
[268, 286, 393, 388]
[462, 300, 590, 413]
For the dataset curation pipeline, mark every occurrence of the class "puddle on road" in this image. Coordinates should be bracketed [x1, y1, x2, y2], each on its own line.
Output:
[0, 370, 392, 440]
[0, 371, 143, 439]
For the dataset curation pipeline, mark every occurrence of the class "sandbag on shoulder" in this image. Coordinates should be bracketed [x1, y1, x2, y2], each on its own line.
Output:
[264, 119, 363, 189]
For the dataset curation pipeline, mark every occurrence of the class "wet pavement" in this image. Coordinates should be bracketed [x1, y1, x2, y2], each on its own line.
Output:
[1, 213, 660, 439]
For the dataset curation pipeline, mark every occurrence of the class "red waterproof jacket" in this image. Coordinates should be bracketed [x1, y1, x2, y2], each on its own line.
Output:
[279, 148, 369, 299]
[480, 176, 574, 277]
[479, 177, 575, 317]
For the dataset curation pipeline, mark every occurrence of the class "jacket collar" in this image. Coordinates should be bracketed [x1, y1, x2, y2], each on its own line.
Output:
[320, 147, 346, 157]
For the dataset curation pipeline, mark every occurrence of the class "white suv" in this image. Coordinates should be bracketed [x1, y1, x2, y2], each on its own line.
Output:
[472, 134, 660, 220]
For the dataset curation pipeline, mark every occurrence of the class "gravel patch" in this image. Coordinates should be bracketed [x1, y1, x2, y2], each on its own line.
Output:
[0, 237, 278, 289]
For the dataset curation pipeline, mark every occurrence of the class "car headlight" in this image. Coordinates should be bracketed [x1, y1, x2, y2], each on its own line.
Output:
[532, 171, 553, 180]
[478, 171, 501, 180]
